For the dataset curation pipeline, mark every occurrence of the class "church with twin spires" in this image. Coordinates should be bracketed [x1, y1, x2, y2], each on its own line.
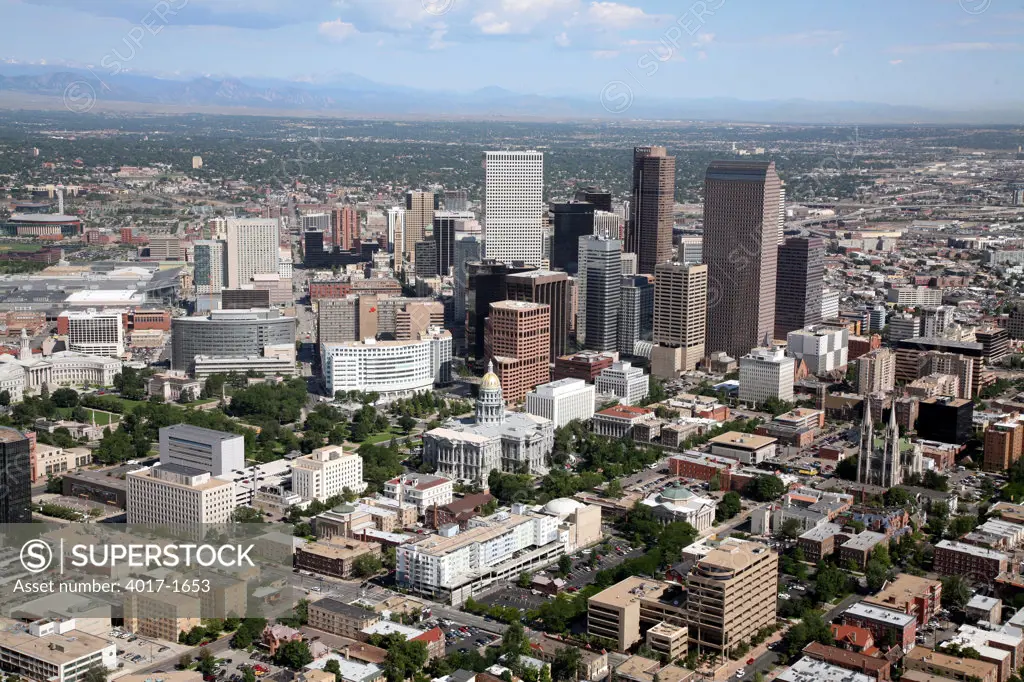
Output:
[857, 399, 924, 488]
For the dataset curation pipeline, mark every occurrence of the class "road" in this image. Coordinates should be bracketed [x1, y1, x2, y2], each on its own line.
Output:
[131, 633, 234, 676]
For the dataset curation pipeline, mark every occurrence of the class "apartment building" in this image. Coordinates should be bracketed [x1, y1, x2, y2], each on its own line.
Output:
[291, 446, 368, 502]
[61, 308, 125, 357]
[294, 539, 382, 579]
[933, 540, 1008, 581]
[0, 618, 116, 682]
[840, 603, 917, 653]
[396, 510, 562, 604]
[865, 574, 942, 627]
[307, 598, 382, 639]
[686, 539, 778, 655]
[124, 591, 202, 642]
[587, 577, 687, 651]
[903, 648, 998, 682]
[126, 464, 235, 525]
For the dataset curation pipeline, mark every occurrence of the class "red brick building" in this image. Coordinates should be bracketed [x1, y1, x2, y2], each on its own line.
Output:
[484, 301, 550, 404]
[803, 642, 891, 682]
[310, 281, 354, 301]
[552, 351, 615, 383]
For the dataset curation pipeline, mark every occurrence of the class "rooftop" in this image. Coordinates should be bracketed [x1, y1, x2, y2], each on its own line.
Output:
[309, 598, 379, 620]
[589, 576, 675, 608]
[596, 405, 654, 420]
[0, 620, 112, 665]
[934, 539, 1009, 561]
[904, 646, 998, 678]
[844, 602, 916, 627]
[777, 656, 875, 682]
[708, 432, 777, 450]
[842, 531, 887, 552]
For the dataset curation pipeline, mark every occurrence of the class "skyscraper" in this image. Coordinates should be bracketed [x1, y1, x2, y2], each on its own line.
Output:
[484, 301, 551, 404]
[444, 189, 469, 212]
[405, 191, 435, 266]
[483, 151, 545, 266]
[194, 239, 228, 295]
[0, 427, 30, 523]
[551, 201, 596, 274]
[703, 160, 782, 359]
[386, 207, 405, 257]
[433, 211, 473, 276]
[466, 260, 534, 364]
[454, 236, 482, 352]
[774, 236, 825, 338]
[226, 218, 280, 289]
[651, 262, 708, 377]
[332, 205, 359, 250]
[578, 236, 622, 352]
[618, 275, 654, 356]
[506, 270, 570, 360]
[627, 146, 676, 275]
[574, 187, 613, 213]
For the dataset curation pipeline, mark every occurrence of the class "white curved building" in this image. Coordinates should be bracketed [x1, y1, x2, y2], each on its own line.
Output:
[321, 328, 451, 402]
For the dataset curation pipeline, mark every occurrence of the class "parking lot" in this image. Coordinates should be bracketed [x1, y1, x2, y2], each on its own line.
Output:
[420, 617, 500, 656]
[108, 628, 191, 677]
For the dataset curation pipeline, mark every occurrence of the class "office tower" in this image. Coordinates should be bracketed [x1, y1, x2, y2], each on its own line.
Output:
[506, 270, 571, 359]
[777, 187, 786, 245]
[194, 239, 228, 295]
[551, 202, 596, 274]
[466, 260, 534, 363]
[594, 211, 620, 240]
[857, 348, 896, 395]
[404, 191, 435, 266]
[483, 151, 545, 266]
[127, 464, 235, 524]
[738, 346, 794, 404]
[703, 161, 782, 359]
[618, 275, 654, 356]
[678, 236, 702, 263]
[63, 309, 125, 357]
[976, 327, 1010, 364]
[226, 218, 280, 288]
[171, 308, 296, 374]
[595, 361, 649, 406]
[453, 236, 481, 350]
[433, 211, 472, 276]
[627, 146, 676, 275]
[921, 306, 955, 338]
[386, 207, 405, 256]
[301, 212, 330, 233]
[786, 325, 849, 376]
[291, 446, 368, 501]
[620, 253, 638, 276]
[414, 241, 438, 278]
[221, 288, 271, 310]
[687, 539, 778, 656]
[484, 301, 551, 404]
[868, 305, 887, 334]
[651, 262, 708, 377]
[525, 378, 596, 428]
[820, 290, 841, 320]
[159, 424, 244, 477]
[574, 187, 613, 213]
[149, 235, 184, 261]
[918, 397, 974, 445]
[444, 189, 469, 211]
[774, 236, 825, 338]
[588, 577, 687, 652]
[332, 205, 359, 250]
[0, 427, 31, 523]
[578, 236, 622, 351]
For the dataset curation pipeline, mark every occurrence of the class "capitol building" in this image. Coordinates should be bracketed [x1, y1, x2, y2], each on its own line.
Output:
[0, 331, 122, 402]
[422, 362, 554, 483]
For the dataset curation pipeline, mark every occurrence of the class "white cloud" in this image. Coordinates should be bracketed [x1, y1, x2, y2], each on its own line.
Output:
[889, 59, 903, 65]
[555, 31, 571, 47]
[891, 41, 1024, 54]
[319, 18, 359, 41]
[591, 50, 620, 59]
[429, 24, 450, 50]
[472, 12, 512, 34]
[583, 2, 662, 28]
[831, 44, 843, 56]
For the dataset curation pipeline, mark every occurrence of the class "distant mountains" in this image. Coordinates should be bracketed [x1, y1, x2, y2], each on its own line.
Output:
[1, 65, 1022, 124]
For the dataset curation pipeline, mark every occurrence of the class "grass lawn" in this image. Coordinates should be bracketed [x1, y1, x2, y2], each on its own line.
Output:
[361, 429, 408, 445]
[55, 407, 118, 425]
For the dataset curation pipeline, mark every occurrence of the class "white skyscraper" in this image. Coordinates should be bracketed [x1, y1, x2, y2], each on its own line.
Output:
[226, 218, 280, 288]
[386, 207, 405, 255]
[483, 151, 544, 266]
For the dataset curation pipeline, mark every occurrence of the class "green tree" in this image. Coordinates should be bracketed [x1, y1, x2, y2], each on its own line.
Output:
[178, 653, 193, 670]
[605, 479, 624, 499]
[942, 575, 972, 610]
[380, 635, 429, 682]
[518, 572, 533, 588]
[50, 388, 80, 408]
[866, 560, 888, 592]
[353, 553, 384, 578]
[779, 518, 803, 540]
[658, 522, 699, 560]
[274, 640, 314, 670]
[232, 507, 264, 524]
[399, 415, 417, 433]
[0, 389, 11, 407]
[745, 475, 786, 501]
[242, 669, 257, 682]
[558, 555, 573, 577]
[551, 646, 582, 682]
[501, 622, 531, 658]
[197, 648, 216, 676]
[324, 660, 342, 682]
[814, 563, 851, 604]
[82, 666, 109, 682]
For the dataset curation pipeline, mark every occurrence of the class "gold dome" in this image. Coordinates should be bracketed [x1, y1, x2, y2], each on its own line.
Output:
[481, 372, 501, 390]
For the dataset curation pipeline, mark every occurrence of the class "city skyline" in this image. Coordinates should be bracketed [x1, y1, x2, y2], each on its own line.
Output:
[2, 0, 1023, 115]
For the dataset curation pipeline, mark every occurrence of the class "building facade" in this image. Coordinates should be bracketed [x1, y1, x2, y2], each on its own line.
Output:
[126, 464, 236, 525]
[578, 236, 622, 351]
[226, 218, 280, 289]
[652, 262, 708, 377]
[774, 237, 825, 338]
[595, 361, 649, 406]
[525, 378, 596, 428]
[627, 146, 676, 275]
[738, 346, 795, 405]
[484, 151, 545, 266]
[484, 301, 551, 405]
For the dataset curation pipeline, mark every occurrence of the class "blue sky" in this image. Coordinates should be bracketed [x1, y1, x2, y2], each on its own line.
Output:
[4, 0, 1023, 107]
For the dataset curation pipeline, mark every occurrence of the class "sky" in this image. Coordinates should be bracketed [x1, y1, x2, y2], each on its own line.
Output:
[4, 0, 1024, 108]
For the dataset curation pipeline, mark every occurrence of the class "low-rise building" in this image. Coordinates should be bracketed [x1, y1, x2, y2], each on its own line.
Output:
[645, 622, 689, 662]
[525, 378, 596, 427]
[933, 540, 1008, 581]
[32, 444, 91, 482]
[595, 361, 649, 406]
[527, 635, 608, 681]
[0, 618, 117, 682]
[382, 473, 453, 514]
[587, 577, 688, 652]
[294, 539, 383, 579]
[840, 602, 916, 653]
[778, 657, 875, 682]
[307, 598, 381, 638]
[291, 446, 368, 502]
[864, 574, 942, 627]
[592, 405, 656, 439]
[802, 642, 891, 682]
[903, 647, 999, 682]
[839, 531, 888, 570]
[708, 432, 777, 465]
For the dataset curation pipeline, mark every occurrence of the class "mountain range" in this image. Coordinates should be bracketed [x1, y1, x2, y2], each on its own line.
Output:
[1, 64, 1022, 124]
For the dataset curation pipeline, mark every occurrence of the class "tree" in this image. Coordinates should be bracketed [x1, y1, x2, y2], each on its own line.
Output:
[197, 648, 217, 676]
[551, 646, 582, 682]
[381, 635, 429, 682]
[46, 475, 63, 494]
[518, 571, 533, 588]
[942, 575, 972, 611]
[745, 475, 786, 501]
[605, 479, 624, 499]
[558, 555, 573, 576]
[658, 522, 699, 560]
[779, 518, 803, 540]
[324, 660, 342, 682]
[353, 553, 384, 578]
[0, 389, 10, 407]
[51, 388, 79, 408]
[814, 563, 851, 604]
[274, 640, 314, 670]
[82, 666, 109, 682]
[242, 669, 257, 682]
[232, 507, 264, 524]
[398, 415, 417, 433]
[501, 622, 530, 658]
[866, 560, 888, 592]
[178, 653, 193, 670]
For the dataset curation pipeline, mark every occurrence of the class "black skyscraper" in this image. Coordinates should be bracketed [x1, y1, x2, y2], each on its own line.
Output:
[466, 260, 535, 364]
[0, 427, 31, 523]
[551, 202, 595, 275]
[774, 236, 825, 338]
[574, 187, 613, 213]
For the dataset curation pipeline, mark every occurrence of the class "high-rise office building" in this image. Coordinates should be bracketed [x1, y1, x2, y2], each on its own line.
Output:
[774, 236, 824, 339]
[414, 241, 438, 278]
[594, 211, 621, 240]
[466, 260, 534, 363]
[678, 236, 703, 264]
[386, 207, 405, 257]
[63, 309, 125, 358]
[483, 151, 545, 266]
[453, 236, 482, 351]
[578, 236, 622, 351]
[484, 301, 551, 404]
[551, 202, 596, 274]
[651, 262, 708, 377]
[226, 218, 280, 289]
[618, 275, 654, 356]
[332, 205, 359, 250]
[574, 187, 613, 213]
[194, 239, 228, 295]
[301, 213, 330, 233]
[627, 146, 676, 275]
[404, 191, 435, 266]
[506, 270, 570, 360]
[703, 160, 782, 359]
[433, 211, 473, 276]
[0, 427, 31, 523]
[127, 464, 235, 525]
[159, 424, 245, 477]
[444, 189, 469, 212]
